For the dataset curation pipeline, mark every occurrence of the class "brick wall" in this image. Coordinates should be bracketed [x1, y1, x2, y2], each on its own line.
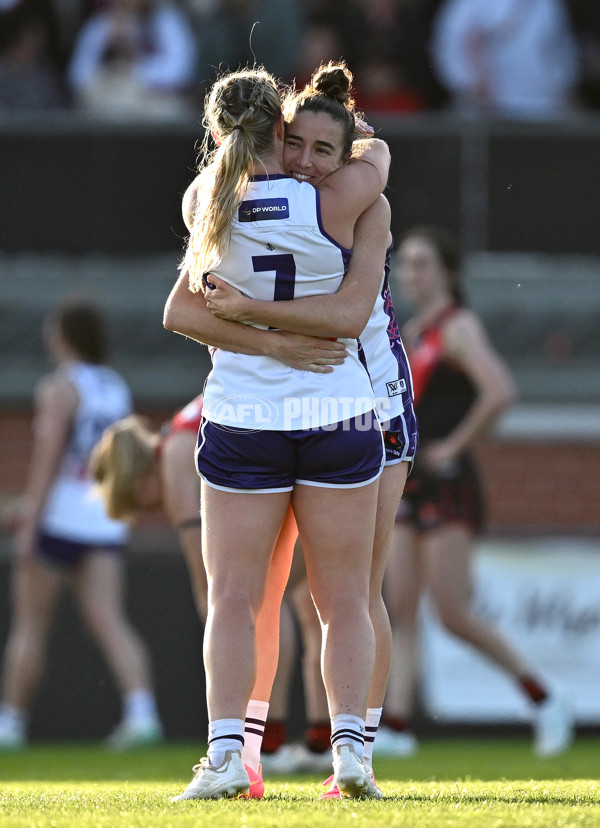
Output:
[475, 440, 600, 534]
[1, 409, 599, 535]
[0, 411, 32, 496]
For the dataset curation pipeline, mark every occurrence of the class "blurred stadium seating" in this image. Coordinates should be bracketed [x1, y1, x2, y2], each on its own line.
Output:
[1, 249, 598, 408]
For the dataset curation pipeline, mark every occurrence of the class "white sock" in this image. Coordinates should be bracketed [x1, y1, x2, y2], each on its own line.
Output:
[123, 690, 159, 725]
[242, 699, 269, 772]
[207, 718, 245, 767]
[0, 704, 27, 734]
[363, 707, 383, 769]
[330, 713, 365, 761]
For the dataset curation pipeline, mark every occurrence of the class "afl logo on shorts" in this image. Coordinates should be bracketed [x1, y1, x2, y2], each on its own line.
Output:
[206, 394, 279, 432]
[238, 198, 290, 222]
[386, 378, 407, 397]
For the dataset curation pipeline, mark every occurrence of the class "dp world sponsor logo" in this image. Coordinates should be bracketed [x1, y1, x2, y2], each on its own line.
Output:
[238, 198, 289, 222]
[207, 394, 279, 432]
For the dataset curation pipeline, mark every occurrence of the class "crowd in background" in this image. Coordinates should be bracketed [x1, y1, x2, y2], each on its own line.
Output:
[1, 0, 600, 119]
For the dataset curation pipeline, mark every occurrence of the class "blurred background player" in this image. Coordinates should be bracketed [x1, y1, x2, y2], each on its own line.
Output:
[379, 226, 574, 758]
[92, 395, 207, 617]
[0, 297, 163, 751]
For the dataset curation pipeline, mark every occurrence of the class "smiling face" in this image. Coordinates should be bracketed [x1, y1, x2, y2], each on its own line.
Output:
[284, 110, 347, 185]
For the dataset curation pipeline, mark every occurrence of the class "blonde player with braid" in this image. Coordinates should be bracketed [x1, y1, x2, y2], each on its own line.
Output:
[165, 64, 391, 800]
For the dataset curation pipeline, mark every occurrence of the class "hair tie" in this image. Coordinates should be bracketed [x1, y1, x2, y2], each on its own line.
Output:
[231, 124, 244, 132]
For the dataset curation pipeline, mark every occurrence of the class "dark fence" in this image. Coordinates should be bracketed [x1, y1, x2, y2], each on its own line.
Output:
[2, 113, 600, 256]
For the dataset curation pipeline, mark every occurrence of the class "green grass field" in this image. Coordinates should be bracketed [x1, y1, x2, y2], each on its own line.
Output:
[0, 737, 598, 827]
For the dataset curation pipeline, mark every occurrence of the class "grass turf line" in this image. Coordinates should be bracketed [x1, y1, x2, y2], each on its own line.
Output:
[0, 737, 598, 827]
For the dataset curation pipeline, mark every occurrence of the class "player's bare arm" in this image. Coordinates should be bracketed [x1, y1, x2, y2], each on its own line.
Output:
[163, 270, 348, 373]
[206, 195, 391, 340]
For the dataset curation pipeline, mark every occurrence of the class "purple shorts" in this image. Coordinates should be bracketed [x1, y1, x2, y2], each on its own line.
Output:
[37, 533, 125, 568]
[196, 410, 385, 492]
[382, 403, 419, 466]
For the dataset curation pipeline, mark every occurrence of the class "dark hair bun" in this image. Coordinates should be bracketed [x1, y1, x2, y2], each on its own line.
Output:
[311, 61, 353, 106]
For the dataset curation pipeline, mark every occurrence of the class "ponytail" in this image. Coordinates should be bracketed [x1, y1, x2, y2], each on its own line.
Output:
[90, 416, 157, 521]
[183, 68, 283, 291]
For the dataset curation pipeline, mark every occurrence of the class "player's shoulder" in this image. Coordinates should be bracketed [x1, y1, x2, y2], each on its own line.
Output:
[445, 306, 483, 335]
[363, 193, 391, 224]
[182, 174, 204, 230]
[443, 306, 489, 354]
[35, 367, 78, 410]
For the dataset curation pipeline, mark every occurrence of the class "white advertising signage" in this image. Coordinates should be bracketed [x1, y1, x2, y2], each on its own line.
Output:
[420, 539, 600, 723]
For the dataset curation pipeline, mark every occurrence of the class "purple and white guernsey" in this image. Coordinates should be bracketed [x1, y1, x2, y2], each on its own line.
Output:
[201, 174, 377, 432]
[358, 245, 414, 425]
[41, 362, 132, 544]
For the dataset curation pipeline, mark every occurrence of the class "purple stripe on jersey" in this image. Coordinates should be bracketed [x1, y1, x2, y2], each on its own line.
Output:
[313, 186, 353, 256]
[248, 174, 288, 182]
[357, 336, 372, 381]
[382, 248, 402, 343]
[381, 245, 414, 406]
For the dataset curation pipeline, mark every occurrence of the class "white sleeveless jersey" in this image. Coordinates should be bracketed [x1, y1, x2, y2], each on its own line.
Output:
[202, 174, 376, 431]
[359, 245, 414, 425]
[41, 361, 132, 544]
